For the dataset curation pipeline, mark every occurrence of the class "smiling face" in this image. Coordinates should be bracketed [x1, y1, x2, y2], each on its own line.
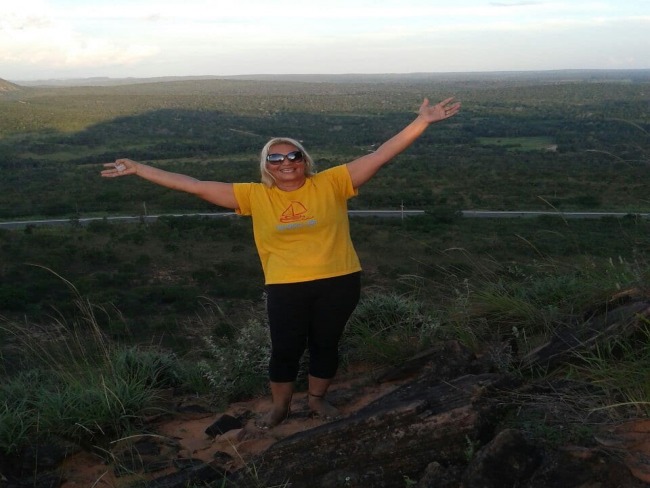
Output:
[265, 143, 307, 191]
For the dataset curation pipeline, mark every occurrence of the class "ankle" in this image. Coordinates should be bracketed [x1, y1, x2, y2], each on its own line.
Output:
[271, 403, 290, 414]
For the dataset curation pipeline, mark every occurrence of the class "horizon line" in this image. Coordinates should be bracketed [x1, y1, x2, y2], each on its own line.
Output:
[7, 68, 650, 84]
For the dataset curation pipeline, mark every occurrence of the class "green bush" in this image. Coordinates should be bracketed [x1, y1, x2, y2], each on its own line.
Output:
[0, 343, 200, 453]
[0, 275, 205, 456]
[200, 311, 270, 404]
[111, 346, 185, 389]
[343, 292, 440, 365]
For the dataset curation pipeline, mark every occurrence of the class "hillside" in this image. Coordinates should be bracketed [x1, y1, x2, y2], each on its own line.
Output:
[5, 288, 650, 487]
[0, 78, 21, 92]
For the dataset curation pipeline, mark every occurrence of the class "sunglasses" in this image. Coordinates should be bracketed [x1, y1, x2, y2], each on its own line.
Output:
[266, 150, 304, 165]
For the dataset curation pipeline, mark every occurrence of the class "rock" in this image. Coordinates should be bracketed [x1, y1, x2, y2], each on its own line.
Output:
[229, 373, 507, 488]
[595, 419, 650, 483]
[461, 429, 541, 488]
[204, 414, 244, 438]
[415, 462, 464, 488]
[111, 436, 181, 477]
[521, 292, 650, 371]
[142, 461, 227, 488]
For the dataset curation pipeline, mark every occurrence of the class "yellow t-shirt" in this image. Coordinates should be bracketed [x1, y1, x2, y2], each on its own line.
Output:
[233, 164, 362, 284]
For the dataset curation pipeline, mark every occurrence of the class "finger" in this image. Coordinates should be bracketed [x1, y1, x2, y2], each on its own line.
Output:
[442, 104, 460, 118]
[100, 161, 127, 176]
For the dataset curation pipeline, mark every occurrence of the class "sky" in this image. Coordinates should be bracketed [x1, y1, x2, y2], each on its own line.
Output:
[2, 0, 649, 81]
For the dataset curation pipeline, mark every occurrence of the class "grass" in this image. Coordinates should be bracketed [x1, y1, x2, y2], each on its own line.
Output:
[477, 136, 556, 150]
[2, 218, 650, 485]
[0, 268, 206, 457]
[568, 316, 650, 417]
[343, 291, 442, 365]
[198, 300, 271, 406]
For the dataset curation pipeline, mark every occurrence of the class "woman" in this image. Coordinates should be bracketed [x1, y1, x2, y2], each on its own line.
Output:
[101, 97, 461, 429]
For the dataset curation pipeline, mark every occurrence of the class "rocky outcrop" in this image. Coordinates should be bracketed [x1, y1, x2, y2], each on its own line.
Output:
[4, 291, 650, 488]
[238, 372, 508, 488]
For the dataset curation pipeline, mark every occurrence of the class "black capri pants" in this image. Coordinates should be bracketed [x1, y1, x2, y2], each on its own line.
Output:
[265, 271, 361, 383]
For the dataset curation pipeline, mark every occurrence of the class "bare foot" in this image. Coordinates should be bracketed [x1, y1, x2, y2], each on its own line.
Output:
[236, 423, 265, 441]
[236, 406, 289, 441]
[308, 395, 341, 420]
[254, 405, 290, 430]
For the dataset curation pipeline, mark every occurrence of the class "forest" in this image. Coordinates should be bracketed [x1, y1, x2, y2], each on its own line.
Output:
[0, 70, 648, 220]
[0, 70, 649, 345]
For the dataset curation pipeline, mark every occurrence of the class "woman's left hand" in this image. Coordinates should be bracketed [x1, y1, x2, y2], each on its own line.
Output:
[418, 97, 461, 123]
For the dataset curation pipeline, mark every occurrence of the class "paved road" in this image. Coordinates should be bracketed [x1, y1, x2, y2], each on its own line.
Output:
[0, 213, 232, 230]
[0, 210, 426, 230]
[460, 210, 650, 219]
[1, 209, 648, 230]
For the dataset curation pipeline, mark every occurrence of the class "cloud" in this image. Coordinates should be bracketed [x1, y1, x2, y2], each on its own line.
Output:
[0, 14, 51, 31]
[0, 3, 159, 70]
[1, 35, 159, 69]
[1, 0, 648, 79]
[490, 1, 542, 6]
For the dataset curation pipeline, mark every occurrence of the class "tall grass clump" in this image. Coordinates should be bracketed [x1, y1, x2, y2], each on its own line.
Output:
[342, 291, 441, 365]
[198, 300, 271, 405]
[443, 252, 645, 359]
[0, 268, 197, 457]
[0, 373, 40, 455]
[0, 333, 181, 455]
[568, 317, 650, 418]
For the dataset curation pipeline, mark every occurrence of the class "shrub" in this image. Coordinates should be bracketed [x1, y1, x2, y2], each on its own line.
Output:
[201, 315, 270, 405]
[0, 271, 202, 456]
[343, 292, 440, 365]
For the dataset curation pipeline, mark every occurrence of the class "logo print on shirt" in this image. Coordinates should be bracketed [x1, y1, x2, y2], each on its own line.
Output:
[280, 201, 308, 223]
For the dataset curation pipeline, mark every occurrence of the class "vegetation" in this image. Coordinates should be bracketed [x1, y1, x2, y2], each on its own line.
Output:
[2, 222, 649, 477]
[1, 71, 649, 220]
[0, 273, 206, 456]
[1, 71, 649, 484]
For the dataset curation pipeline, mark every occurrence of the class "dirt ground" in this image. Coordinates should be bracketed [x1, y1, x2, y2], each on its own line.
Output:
[58, 366, 409, 487]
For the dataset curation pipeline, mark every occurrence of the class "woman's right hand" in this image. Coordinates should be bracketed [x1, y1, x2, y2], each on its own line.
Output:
[101, 158, 137, 178]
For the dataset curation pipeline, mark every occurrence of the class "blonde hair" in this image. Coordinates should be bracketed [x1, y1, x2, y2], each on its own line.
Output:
[259, 137, 316, 187]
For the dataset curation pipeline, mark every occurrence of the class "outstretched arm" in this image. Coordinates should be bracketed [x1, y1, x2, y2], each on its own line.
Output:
[101, 159, 239, 209]
[346, 97, 460, 189]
